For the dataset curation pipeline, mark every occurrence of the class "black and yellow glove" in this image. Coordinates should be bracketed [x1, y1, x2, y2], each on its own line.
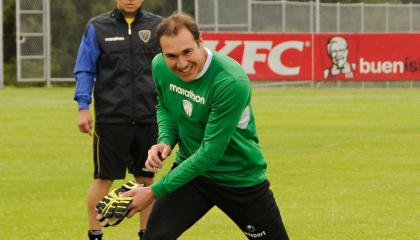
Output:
[119, 180, 141, 193]
[95, 180, 140, 227]
[103, 196, 133, 226]
[96, 196, 133, 226]
[96, 195, 118, 218]
[105, 180, 140, 199]
[95, 196, 120, 227]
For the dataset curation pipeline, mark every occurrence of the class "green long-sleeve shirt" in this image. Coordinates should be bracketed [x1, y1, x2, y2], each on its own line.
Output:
[150, 49, 267, 198]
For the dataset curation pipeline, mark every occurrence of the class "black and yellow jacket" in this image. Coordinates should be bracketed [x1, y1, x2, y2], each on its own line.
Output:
[73, 8, 163, 124]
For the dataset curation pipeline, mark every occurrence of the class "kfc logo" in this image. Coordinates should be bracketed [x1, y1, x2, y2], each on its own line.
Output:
[203, 32, 312, 80]
[205, 40, 307, 75]
[323, 36, 356, 79]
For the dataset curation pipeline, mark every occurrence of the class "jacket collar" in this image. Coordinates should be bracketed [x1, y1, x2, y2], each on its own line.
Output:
[111, 7, 144, 23]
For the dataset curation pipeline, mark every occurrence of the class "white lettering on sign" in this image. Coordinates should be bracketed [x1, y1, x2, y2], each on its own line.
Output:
[269, 41, 304, 75]
[205, 40, 242, 55]
[204, 40, 306, 76]
[359, 58, 404, 74]
[242, 41, 272, 74]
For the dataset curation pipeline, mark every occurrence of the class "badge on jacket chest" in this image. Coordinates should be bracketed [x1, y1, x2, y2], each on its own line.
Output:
[138, 30, 151, 43]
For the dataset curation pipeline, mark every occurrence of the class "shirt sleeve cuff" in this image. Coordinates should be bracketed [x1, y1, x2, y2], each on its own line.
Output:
[150, 182, 169, 198]
[158, 137, 177, 148]
[78, 101, 90, 110]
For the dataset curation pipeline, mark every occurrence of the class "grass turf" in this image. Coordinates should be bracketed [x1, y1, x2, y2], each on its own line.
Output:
[0, 87, 418, 239]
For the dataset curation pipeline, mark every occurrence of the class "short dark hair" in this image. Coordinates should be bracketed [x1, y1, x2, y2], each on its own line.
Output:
[156, 12, 201, 46]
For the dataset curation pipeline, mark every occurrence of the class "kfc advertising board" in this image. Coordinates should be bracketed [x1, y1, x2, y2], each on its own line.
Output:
[203, 32, 420, 81]
[202, 32, 313, 80]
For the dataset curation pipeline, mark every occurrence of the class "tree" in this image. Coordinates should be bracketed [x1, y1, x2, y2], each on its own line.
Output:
[2, 0, 182, 85]
[3, 0, 15, 63]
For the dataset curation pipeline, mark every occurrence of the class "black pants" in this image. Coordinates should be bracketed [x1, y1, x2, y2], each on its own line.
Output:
[144, 177, 289, 240]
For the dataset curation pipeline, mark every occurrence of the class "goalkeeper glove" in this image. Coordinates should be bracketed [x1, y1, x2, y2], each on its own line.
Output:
[95, 180, 141, 227]
[95, 195, 120, 227]
[96, 196, 133, 226]
[106, 180, 140, 198]
[96, 195, 118, 219]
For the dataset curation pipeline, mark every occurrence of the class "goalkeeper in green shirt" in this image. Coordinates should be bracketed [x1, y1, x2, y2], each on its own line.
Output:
[122, 12, 289, 239]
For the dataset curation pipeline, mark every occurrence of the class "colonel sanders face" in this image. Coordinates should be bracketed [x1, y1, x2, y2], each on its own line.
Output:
[327, 37, 349, 68]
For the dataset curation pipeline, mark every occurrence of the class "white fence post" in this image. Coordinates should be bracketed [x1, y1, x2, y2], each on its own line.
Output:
[45, 0, 51, 87]
[248, 0, 252, 32]
[177, 0, 182, 11]
[315, 0, 320, 33]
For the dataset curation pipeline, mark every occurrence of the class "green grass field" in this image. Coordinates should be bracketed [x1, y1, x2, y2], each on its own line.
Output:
[0, 87, 419, 240]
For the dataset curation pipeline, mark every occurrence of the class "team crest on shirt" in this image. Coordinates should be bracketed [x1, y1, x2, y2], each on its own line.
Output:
[138, 30, 151, 43]
[182, 99, 193, 117]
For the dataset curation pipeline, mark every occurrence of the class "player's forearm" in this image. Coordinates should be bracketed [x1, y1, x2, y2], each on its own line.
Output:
[151, 137, 233, 198]
[157, 104, 178, 146]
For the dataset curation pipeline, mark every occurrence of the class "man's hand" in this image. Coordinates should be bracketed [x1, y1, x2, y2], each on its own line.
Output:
[78, 109, 93, 136]
[145, 144, 172, 172]
[120, 186, 156, 218]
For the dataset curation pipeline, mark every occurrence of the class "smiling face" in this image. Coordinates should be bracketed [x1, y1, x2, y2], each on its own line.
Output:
[160, 28, 207, 82]
[116, 0, 143, 17]
[327, 37, 349, 68]
[330, 43, 348, 68]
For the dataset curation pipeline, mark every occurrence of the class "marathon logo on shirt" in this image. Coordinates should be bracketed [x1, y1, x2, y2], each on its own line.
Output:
[104, 36, 125, 42]
[169, 84, 205, 105]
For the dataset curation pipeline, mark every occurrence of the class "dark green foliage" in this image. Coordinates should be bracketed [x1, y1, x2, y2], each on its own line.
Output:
[49, 1, 115, 79]
[2, 0, 183, 85]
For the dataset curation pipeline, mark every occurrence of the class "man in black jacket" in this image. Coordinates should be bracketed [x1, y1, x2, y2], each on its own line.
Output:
[73, 1, 162, 239]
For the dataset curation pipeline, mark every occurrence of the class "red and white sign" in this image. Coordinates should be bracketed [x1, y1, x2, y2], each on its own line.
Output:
[315, 33, 420, 80]
[203, 32, 313, 80]
[203, 32, 420, 81]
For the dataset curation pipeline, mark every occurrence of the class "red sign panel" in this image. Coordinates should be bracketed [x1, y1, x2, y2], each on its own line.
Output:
[202, 32, 313, 80]
[315, 33, 420, 80]
[203, 32, 420, 81]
